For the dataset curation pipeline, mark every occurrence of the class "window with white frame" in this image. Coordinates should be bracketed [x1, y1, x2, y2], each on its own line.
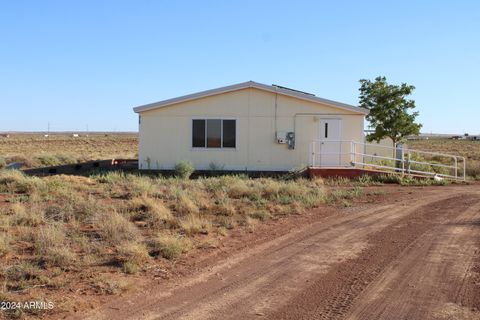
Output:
[192, 119, 236, 149]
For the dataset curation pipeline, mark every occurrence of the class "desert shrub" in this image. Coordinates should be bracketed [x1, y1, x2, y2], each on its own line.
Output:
[174, 192, 199, 215]
[217, 215, 237, 230]
[356, 174, 374, 186]
[128, 197, 174, 229]
[374, 174, 447, 186]
[149, 234, 191, 260]
[34, 225, 75, 267]
[3, 262, 48, 291]
[115, 242, 149, 274]
[36, 154, 75, 167]
[37, 154, 60, 167]
[212, 200, 236, 216]
[94, 171, 127, 184]
[181, 214, 211, 235]
[278, 182, 308, 197]
[73, 197, 105, 222]
[301, 192, 327, 208]
[408, 154, 439, 174]
[189, 188, 213, 210]
[289, 202, 306, 215]
[174, 161, 194, 179]
[0, 157, 6, 169]
[90, 276, 132, 295]
[8, 203, 44, 227]
[0, 170, 44, 194]
[330, 187, 363, 201]
[260, 179, 281, 198]
[249, 210, 272, 221]
[324, 177, 352, 186]
[0, 233, 10, 257]
[226, 179, 255, 199]
[242, 216, 258, 232]
[95, 209, 140, 245]
[365, 158, 396, 171]
[466, 161, 480, 180]
[374, 174, 402, 184]
[128, 175, 156, 197]
[5, 155, 39, 168]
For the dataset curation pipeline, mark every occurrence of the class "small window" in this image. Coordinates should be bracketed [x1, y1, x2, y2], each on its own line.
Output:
[324, 123, 328, 138]
[192, 119, 236, 149]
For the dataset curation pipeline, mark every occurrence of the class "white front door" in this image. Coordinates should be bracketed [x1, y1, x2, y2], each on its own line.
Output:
[318, 119, 342, 166]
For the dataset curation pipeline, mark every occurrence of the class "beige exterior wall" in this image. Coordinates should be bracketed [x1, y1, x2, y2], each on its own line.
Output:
[137, 88, 365, 171]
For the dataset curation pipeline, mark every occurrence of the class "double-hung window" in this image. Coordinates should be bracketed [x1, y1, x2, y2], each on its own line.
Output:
[192, 119, 236, 149]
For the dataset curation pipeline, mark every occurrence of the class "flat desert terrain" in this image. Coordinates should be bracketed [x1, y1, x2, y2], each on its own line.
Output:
[0, 134, 479, 319]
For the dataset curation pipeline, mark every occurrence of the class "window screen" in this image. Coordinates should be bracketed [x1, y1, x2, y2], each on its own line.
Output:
[206, 119, 221, 148]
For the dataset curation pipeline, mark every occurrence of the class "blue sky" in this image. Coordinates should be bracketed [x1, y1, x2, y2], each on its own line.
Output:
[1, 1, 479, 133]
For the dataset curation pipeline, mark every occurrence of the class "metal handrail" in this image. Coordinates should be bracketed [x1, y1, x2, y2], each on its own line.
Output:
[310, 140, 466, 181]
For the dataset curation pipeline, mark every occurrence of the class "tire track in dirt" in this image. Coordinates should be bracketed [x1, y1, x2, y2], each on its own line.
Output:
[269, 192, 480, 320]
[71, 186, 479, 320]
[344, 195, 480, 320]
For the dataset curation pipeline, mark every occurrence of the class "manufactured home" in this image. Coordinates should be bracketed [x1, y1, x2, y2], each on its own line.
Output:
[134, 81, 371, 172]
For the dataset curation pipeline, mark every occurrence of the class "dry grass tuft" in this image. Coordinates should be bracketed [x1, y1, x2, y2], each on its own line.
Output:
[95, 209, 140, 245]
[90, 276, 133, 295]
[0, 170, 44, 194]
[213, 200, 237, 216]
[128, 197, 175, 229]
[217, 215, 237, 230]
[8, 203, 44, 227]
[181, 214, 211, 235]
[227, 179, 257, 199]
[243, 216, 258, 233]
[34, 225, 75, 267]
[115, 242, 150, 274]
[175, 192, 200, 216]
[149, 234, 191, 260]
[0, 233, 10, 257]
[249, 210, 272, 221]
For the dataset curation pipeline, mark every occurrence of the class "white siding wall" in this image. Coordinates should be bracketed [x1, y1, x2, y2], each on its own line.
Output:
[138, 88, 365, 171]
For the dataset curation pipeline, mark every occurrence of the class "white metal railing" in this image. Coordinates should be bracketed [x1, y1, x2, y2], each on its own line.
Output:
[310, 140, 466, 181]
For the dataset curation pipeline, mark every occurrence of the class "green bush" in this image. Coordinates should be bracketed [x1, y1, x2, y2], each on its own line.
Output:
[175, 161, 194, 179]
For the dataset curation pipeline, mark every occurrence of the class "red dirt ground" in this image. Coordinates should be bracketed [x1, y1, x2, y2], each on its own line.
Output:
[60, 184, 480, 320]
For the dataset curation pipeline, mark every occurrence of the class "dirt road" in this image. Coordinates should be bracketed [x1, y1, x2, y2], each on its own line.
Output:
[73, 185, 480, 320]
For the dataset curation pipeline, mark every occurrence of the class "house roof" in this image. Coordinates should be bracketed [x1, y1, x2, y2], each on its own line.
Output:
[133, 81, 368, 115]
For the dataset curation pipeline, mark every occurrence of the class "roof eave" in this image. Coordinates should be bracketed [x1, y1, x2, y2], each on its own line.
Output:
[133, 81, 368, 115]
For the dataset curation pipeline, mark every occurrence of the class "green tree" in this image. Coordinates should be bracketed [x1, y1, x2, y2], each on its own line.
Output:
[359, 76, 422, 146]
